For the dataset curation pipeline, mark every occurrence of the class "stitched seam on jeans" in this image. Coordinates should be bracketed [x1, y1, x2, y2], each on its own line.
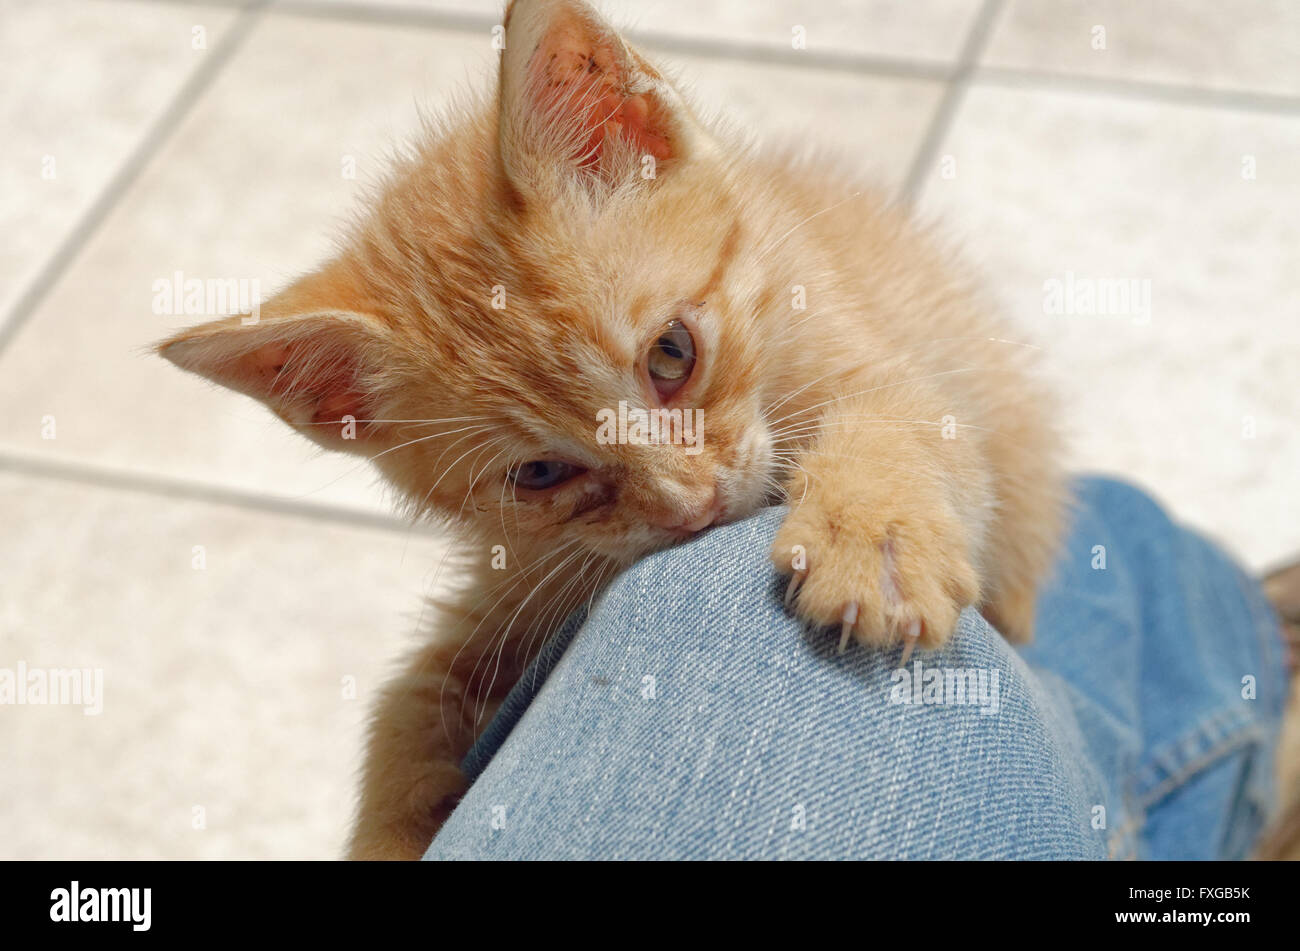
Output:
[1240, 568, 1286, 822]
[1131, 706, 1254, 797]
[1109, 571, 1279, 854]
[1107, 819, 1141, 860]
[1106, 727, 1267, 855]
[1136, 724, 1267, 813]
[1107, 709, 1255, 851]
[1108, 819, 1141, 856]
[1106, 766, 1145, 859]
[1239, 565, 1285, 718]
[1108, 753, 1146, 860]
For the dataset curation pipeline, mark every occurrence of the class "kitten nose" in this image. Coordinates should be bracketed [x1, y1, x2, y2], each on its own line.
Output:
[662, 489, 723, 534]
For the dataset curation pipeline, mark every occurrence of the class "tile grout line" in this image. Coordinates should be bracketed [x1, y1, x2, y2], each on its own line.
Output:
[0, 0, 271, 359]
[972, 64, 1300, 116]
[0, 450, 425, 536]
[101, 0, 1300, 114]
[256, 0, 1300, 114]
[268, 0, 958, 81]
[899, 0, 1004, 205]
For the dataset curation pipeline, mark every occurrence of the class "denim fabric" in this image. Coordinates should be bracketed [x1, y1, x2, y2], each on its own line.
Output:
[425, 477, 1286, 859]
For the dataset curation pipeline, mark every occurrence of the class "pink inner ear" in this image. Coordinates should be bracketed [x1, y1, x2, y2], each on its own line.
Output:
[529, 17, 674, 169]
[250, 338, 369, 428]
[312, 389, 367, 427]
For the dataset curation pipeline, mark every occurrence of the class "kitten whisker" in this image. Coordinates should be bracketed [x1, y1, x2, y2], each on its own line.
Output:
[516, 550, 608, 673]
[766, 413, 1044, 461]
[300, 415, 494, 428]
[457, 442, 516, 520]
[411, 433, 513, 518]
[752, 190, 865, 266]
[767, 416, 989, 443]
[762, 362, 856, 423]
[465, 544, 589, 728]
[435, 538, 586, 749]
[371, 423, 499, 466]
[763, 367, 984, 431]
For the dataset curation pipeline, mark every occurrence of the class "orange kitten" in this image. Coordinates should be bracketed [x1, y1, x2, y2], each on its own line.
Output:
[159, 0, 1066, 860]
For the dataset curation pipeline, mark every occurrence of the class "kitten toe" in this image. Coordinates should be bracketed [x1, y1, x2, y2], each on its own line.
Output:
[784, 569, 807, 610]
[838, 601, 859, 654]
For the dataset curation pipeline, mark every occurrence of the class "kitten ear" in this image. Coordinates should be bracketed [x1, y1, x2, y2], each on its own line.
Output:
[497, 0, 702, 193]
[156, 272, 400, 454]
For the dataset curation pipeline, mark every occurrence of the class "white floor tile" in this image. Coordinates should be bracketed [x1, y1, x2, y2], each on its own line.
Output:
[984, 0, 1300, 98]
[0, 0, 238, 322]
[0, 469, 452, 858]
[918, 84, 1300, 570]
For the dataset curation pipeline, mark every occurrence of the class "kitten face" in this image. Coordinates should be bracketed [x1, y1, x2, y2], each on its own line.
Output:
[385, 172, 778, 563]
[160, 0, 784, 565]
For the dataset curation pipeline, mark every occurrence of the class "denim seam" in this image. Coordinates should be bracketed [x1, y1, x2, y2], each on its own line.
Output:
[1136, 720, 1267, 813]
[1099, 570, 1281, 859]
[1103, 708, 1265, 857]
[1241, 567, 1286, 825]
[1107, 775, 1144, 860]
[1107, 818, 1141, 860]
[1124, 570, 1282, 822]
[1240, 565, 1285, 720]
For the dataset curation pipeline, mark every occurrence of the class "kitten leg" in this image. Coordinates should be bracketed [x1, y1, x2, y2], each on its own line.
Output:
[346, 635, 496, 861]
[973, 397, 1068, 644]
[346, 550, 610, 859]
[771, 374, 993, 654]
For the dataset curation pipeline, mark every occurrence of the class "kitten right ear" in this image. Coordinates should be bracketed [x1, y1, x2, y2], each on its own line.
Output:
[497, 0, 704, 194]
[156, 271, 402, 454]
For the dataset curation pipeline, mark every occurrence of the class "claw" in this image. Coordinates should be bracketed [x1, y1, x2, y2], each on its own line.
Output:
[837, 601, 859, 654]
[899, 618, 921, 665]
[784, 569, 806, 610]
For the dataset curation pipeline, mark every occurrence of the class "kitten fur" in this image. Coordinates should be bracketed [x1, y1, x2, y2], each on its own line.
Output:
[159, 0, 1066, 859]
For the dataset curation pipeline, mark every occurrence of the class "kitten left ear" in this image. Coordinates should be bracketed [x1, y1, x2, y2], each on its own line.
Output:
[497, 0, 704, 194]
[156, 271, 402, 454]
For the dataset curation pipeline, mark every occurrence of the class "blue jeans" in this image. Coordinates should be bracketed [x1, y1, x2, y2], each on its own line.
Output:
[424, 478, 1287, 859]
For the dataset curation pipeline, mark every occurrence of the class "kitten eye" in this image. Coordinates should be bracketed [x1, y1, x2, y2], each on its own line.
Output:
[646, 319, 697, 400]
[509, 460, 585, 491]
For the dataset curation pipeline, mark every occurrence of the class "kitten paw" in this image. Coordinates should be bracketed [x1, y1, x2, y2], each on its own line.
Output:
[771, 497, 979, 656]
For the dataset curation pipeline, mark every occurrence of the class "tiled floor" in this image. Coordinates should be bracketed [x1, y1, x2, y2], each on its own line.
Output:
[2, 0, 1296, 858]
